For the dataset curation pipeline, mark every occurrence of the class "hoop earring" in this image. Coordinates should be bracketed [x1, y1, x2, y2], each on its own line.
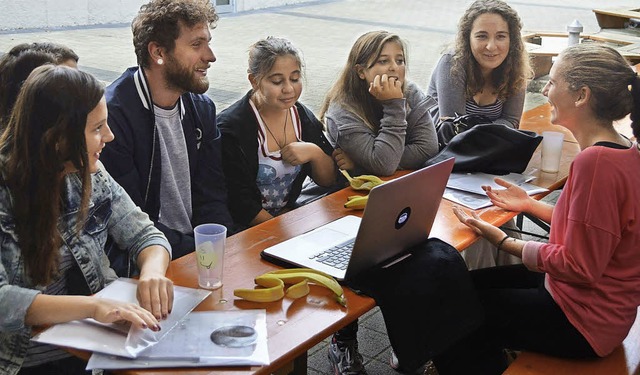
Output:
[157, 58, 164, 65]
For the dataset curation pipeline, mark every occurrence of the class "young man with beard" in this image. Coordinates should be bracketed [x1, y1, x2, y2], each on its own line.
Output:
[102, 0, 233, 275]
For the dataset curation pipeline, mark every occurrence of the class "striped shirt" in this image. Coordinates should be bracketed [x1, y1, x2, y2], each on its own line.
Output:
[465, 98, 504, 121]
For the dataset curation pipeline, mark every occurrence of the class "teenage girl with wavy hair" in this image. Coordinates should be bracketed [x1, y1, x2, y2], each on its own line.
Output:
[320, 30, 438, 177]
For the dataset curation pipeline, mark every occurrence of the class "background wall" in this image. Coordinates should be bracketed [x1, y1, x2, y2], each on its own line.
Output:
[0, 0, 145, 29]
[234, 0, 317, 12]
[0, 0, 319, 30]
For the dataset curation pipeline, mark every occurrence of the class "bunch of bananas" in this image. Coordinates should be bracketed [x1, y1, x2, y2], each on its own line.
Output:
[344, 195, 368, 210]
[340, 170, 384, 191]
[233, 268, 346, 306]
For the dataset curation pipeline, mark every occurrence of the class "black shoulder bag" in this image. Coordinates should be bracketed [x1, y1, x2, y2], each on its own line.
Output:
[436, 113, 492, 150]
[426, 123, 543, 175]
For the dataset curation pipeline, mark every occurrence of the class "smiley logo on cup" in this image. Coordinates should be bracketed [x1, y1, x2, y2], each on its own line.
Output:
[197, 241, 217, 269]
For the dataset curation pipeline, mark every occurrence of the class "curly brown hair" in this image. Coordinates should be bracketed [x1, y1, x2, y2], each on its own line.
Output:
[132, 0, 218, 68]
[451, 0, 531, 101]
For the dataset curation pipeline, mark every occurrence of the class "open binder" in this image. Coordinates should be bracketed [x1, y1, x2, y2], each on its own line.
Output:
[31, 278, 269, 369]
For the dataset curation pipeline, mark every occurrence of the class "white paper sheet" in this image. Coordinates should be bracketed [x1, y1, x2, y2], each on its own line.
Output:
[87, 310, 269, 369]
[31, 278, 210, 358]
[443, 188, 494, 210]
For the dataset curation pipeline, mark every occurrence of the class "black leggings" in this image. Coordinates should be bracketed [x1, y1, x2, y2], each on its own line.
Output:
[433, 265, 597, 375]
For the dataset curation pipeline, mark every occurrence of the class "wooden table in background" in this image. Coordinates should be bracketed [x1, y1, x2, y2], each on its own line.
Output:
[109, 103, 582, 375]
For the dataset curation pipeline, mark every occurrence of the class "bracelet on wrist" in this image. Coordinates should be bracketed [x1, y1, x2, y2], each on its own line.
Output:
[496, 235, 510, 252]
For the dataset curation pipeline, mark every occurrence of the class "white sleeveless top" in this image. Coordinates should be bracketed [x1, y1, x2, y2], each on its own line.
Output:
[249, 100, 303, 215]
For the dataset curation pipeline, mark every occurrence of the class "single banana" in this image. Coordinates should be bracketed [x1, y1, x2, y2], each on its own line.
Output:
[254, 274, 285, 288]
[264, 271, 345, 306]
[351, 175, 384, 190]
[233, 281, 285, 303]
[284, 279, 310, 299]
[344, 195, 368, 210]
[234, 268, 346, 306]
[355, 174, 384, 183]
[355, 181, 378, 190]
[341, 170, 384, 191]
[266, 267, 336, 279]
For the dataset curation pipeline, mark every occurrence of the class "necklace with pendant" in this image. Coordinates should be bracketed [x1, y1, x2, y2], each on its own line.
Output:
[259, 109, 288, 150]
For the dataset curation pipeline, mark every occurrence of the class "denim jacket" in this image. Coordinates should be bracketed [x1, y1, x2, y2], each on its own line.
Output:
[0, 162, 171, 375]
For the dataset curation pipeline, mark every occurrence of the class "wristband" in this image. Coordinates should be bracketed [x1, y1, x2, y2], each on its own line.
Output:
[496, 235, 510, 252]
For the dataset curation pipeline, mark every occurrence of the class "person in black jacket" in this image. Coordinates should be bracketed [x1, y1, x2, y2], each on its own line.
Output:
[101, 0, 233, 275]
[217, 37, 336, 230]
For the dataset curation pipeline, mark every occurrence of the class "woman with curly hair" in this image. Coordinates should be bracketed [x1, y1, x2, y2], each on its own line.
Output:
[427, 0, 533, 270]
[427, 0, 531, 128]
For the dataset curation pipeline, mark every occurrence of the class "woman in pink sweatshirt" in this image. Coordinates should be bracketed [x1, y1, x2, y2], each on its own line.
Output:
[433, 43, 640, 374]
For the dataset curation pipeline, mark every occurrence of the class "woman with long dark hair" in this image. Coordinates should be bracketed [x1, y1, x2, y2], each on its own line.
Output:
[0, 65, 173, 375]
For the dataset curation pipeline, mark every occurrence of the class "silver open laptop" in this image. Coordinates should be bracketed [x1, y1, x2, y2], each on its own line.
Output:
[261, 158, 455, 281]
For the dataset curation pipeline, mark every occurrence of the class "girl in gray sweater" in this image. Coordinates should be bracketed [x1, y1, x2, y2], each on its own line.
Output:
[320, 30, 438, 177]
[319, 30, 438, 375]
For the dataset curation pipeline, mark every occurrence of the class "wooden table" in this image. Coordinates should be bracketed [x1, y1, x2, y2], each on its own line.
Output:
[109, 104, 580, 375]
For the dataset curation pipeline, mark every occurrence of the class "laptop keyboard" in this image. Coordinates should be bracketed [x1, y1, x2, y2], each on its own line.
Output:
[309, 239, 355, 270]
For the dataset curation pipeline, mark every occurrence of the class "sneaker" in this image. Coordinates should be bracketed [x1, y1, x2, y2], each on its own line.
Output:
[423, 360, 439, 375]
[328, 335, 367, 375]
[390, 349, 438, 375]
[390, 349, 401, 371]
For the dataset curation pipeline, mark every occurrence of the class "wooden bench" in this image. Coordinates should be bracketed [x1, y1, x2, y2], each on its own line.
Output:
[522, 6, 640, 78]
[504, 307, 640, 375]
[522, 31, 640, 78]
[593, 7, 640, 29]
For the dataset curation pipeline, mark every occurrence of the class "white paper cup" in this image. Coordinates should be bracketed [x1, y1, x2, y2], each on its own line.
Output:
[194, 223, 226, 289]
[541, 131, 564, 173]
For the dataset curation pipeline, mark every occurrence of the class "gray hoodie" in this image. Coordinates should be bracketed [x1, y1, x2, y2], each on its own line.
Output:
[325, 81, 439, 176]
